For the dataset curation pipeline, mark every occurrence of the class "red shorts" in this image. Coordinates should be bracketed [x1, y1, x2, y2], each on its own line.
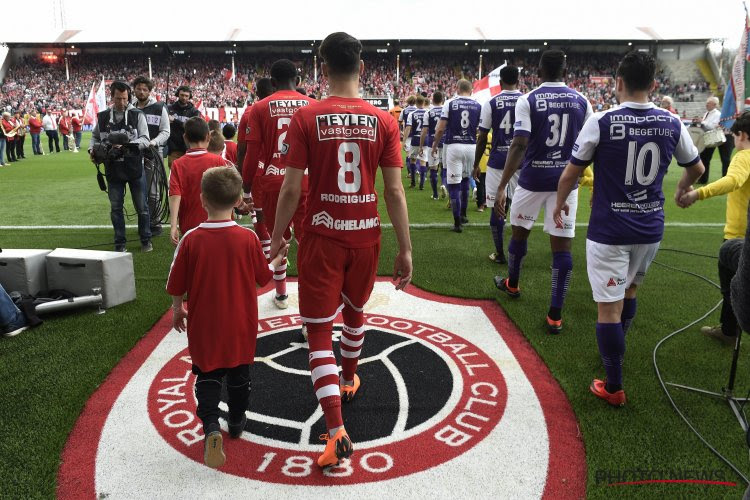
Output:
[262, 188, 308, 242]
[298, 232, 380, 323]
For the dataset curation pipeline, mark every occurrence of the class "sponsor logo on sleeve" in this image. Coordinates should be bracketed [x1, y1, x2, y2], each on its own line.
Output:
[316, 114, 378, 142]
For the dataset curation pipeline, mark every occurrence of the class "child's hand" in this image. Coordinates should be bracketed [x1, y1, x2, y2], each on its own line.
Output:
[270, 243, 290, 269]
[172, 305, 188, 332]
[170, 226, 180, 246]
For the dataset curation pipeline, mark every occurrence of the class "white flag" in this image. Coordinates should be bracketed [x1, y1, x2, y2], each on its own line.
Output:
[95, 77, 107, 116]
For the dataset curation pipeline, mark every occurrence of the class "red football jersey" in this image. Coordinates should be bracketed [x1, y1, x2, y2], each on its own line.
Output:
[166, 220, 273, 372]
[246, 90, 313, 192]
[169, 148, 230, 234]
[282, 96, 402, 248]
[224, 140, 238, 165]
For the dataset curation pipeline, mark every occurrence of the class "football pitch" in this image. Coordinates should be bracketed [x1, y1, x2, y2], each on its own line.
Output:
[0, 132, 747, 499]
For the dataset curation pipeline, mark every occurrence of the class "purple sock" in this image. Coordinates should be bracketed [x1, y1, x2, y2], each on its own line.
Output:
[419, 164, 427, 189]
[460, 178, 469, 217]
[550, 251, 573, 314]
[490, 210, 505, 254]
[448, 184, 461, 221]
[430, 170, 438, 197]
[507, 238, 527, 288]
[596, 322, 625, 391]
[621, 298, 637, 334]
[409, 161, 416, 185]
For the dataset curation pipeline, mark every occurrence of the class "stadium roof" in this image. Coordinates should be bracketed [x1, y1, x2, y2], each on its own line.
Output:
[0, 0, 742, 45]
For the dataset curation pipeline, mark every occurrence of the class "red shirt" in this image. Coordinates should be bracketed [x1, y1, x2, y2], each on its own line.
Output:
[28, 117, 42, 134]
[72, 116, 82, 133]
[224, 140, 238, 165]
[166, 220, 273, 372]
[169, 148, 229, 234]
[246, 90, 313, 192]
[1, 119, 15, 142]
[282, 96, 402, 248]
[58, 116, 71, 135]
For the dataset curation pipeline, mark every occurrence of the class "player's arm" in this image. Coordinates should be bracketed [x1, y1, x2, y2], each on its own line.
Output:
[402, 125, 412, 150]
[493, 135, 528, 217]
[419, 125, 428, 150]
[271, 168, 304, 253]
[553, 163, 587, 228]
[432, 119, 447, 156]
[242, 108, 262, 197]
[168, 195, 181, 245]
[382, 166, 413, 290]
[673, 122, 706, 207]
[473, 129, 489, 179]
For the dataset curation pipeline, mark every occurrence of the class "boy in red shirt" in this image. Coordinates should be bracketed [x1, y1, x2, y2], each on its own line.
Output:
[270, 32, 413, 468]
[167, 166, 287, 468]
[169, 117, 230, 245]
[222, 123, 238, 166]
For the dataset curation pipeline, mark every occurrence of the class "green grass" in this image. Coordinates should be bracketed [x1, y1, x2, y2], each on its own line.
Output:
[0, 133, 746, 499]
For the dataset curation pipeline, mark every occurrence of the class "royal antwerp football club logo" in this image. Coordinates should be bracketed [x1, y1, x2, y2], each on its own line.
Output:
[59, 280, 585, 498]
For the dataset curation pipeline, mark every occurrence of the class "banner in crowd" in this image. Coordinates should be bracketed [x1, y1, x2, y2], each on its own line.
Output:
[201, 106, 246, 124]
[472, 64, 506, 105]
[589, 76, 612, 85]
[363, 97, 392, 111]
[721, 9, 750, 127]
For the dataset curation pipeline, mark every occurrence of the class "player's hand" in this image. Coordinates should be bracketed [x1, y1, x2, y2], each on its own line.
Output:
[170, 226, 180, 246]
[494, 189, 507, 218]
[392, 250, 413, 291]
[172, 305, 187, 332]
[553, 203, 570, 229]
[270, 242, 290, 269]
[472, 167, 480, 182]
[269, 236, 287, 264]
[675, 185, 692, 208]
[678, 189, 699, 208]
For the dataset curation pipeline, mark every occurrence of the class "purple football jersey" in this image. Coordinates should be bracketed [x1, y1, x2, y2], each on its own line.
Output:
[400, 105, 417, 126]
[441, 96, 482, 145]
[571, 102, 700, 245]
[479, 90, 522, 169]
[407, 108, 428, 146]
[425, 105, 444, 147]
[514, 82, 592, 191]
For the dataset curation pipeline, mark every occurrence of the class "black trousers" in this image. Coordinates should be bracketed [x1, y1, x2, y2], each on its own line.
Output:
[193, 364, 250, 433]
[718, 133, 735, 177]
[46, 130, 60, 153]
[6, 140, 16, 162]
[476, 172, 486, 208]
[719, 239, 744, 337]
[699, 146, 716, 184]
[15, 135, 25, 158]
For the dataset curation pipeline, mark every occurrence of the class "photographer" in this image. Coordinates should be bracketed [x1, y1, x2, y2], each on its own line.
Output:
[88, 81, 152, 253]
[167, 85, 201, 167]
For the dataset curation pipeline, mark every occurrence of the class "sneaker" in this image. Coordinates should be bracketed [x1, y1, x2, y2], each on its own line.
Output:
[451, 225, 462, 233]
[494, 276, 520, 298]
[114, 245, 127, 252]
[141, 241, 153, 253]
[440, 185, 447, 199]
[317, 428, 353, 468]
[431, 196, 439, 200]
[477, 206, 485, 212]
[546, 316, 563, 335]
[203, 426, 226, 468]
[701, 325, 736, 346]
[228, 414, 247, 439]
[3, 325, 28, 338]
[489, 252, 507, 265]
[340, 374, 361, 403]
[590, 379, 626, 407]
[300, 323, 308, 341]
[273, 294, 289, 309]
[150, 225, 163, 237]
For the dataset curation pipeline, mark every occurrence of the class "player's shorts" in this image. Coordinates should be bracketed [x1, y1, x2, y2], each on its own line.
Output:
[297, 233, 381, 323]
[586, 239, 660, 302]
[484, 167, 519, 207]
[444, 143, 474, 185]
[428, 146, 442, 169]
[408, 145, 422, 159]
[261, 187, 308, 243]
[510, 186, 578, 238]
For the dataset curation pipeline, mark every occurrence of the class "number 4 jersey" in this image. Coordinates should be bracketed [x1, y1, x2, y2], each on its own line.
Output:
[282, 96, 403, 248]
[570, 101, 700, 245]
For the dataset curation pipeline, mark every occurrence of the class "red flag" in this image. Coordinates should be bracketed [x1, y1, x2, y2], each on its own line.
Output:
[82, 82, 98, 125]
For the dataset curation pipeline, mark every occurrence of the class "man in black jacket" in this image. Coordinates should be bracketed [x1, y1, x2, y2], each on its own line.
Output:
[167, 85, 201, 167]
[731, 203, 750, 334]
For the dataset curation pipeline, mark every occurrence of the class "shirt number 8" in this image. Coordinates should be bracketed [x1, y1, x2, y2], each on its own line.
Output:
[337, 142, 362, 193]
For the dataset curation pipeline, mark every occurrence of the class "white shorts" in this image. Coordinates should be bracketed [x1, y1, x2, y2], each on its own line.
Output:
[444, 143, 474, 185]
[510, 186, 578, 238]
[429, 147, 443, 168]
[485, 167, 520, 206]
[408, 145, 422, 159]
[586, 239, 660, 302]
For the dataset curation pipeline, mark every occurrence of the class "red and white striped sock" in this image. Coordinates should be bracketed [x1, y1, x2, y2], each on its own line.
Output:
[307, 322, 342, 431]
[254, 219, 271, 261]
[274, 256, 287, 297]
[340, 305, 365, 384]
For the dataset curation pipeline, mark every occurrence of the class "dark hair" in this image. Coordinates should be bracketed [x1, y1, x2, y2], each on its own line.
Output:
[730, 110, 750, 136]
[175, 85, 192, 98]
[539, 50, 566, 81]
[318, 32, 362, 77]
[500, 65, 519, 86]
[109, 81, 131, 98]
[184, 116, 209, 143]
[432, 91, 444, 104]
[616, 51, 656, 92]
[207, 119, 221, 132]
[131, 76, 154, 91]
[201, 166, 243, 209]
[271, 59, 298, 83]
[222, 123, 236, 140]
[255, 77, 274, 100]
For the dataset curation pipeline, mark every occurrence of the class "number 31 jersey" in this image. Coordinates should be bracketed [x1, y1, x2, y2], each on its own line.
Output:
[570, 102, 700, 245]
[282, 96, 403, 248]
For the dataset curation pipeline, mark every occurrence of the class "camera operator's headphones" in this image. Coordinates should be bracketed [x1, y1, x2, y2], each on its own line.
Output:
[175, 85, 193, 99]
[109, 81, 132, 102]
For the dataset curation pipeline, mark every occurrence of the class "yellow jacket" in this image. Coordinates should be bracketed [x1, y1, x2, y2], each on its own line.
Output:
[479, 132, 491, 173]
[697, 148, 750, 239]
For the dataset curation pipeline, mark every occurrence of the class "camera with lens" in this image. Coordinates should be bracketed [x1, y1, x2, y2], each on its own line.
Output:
[93, 132, 144, 184]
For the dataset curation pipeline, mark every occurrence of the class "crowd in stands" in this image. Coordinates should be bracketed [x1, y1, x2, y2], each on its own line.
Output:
[0, 51, 708, 115]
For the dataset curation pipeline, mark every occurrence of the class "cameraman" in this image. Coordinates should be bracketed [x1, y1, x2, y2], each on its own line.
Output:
[88, 81, 153, 253]
[167, 85, 201, 167]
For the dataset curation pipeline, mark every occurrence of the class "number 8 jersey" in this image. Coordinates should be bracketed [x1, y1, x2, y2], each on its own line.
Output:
[570, 101, 700, 245]
[282, 96, 403, 248]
